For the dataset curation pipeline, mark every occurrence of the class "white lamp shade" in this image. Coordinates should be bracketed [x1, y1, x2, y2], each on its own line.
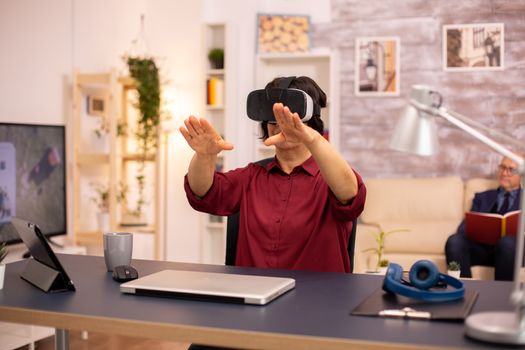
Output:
[389, 104, 439, 156]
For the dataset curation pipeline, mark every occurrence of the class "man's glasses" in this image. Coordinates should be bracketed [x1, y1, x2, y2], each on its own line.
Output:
[498, 164, 520, 176]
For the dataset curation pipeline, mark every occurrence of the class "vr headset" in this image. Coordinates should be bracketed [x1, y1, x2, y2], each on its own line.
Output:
[246, 76, 320, 123]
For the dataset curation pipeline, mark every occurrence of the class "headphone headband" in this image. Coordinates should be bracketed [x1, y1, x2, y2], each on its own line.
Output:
[382, 260, 465, 302]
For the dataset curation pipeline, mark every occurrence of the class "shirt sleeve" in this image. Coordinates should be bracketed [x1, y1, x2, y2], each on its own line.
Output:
[184, 166, 253, 216]
[328, 169, 367, 222]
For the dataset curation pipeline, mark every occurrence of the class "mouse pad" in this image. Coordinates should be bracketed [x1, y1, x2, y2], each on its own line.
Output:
[351, 288, 479, 321]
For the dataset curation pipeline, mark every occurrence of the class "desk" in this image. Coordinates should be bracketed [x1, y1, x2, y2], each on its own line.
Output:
[0, 255, 519, 350]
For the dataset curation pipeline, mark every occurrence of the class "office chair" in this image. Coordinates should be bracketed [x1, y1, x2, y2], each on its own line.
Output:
[225, 158, 358, 272]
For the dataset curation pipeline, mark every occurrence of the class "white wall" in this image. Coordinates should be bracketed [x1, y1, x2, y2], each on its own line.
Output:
[0, 0, 330, 263]
[0, 0, 205, 262]
[0, 0, 72, 124]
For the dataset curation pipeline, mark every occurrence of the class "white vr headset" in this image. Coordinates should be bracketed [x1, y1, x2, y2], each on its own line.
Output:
[246, 76, 320, 123]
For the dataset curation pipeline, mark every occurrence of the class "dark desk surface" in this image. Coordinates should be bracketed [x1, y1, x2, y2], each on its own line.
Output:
[0, 254, 520, 350]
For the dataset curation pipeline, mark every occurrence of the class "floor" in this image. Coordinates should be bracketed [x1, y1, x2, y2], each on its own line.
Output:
[17, 330, 190, 350]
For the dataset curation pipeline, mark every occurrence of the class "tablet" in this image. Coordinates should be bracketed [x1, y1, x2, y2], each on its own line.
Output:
[11, 217, 75, 292]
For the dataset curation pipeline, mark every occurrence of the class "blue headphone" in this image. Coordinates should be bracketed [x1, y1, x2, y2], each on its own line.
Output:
[382, 260, 465, 302]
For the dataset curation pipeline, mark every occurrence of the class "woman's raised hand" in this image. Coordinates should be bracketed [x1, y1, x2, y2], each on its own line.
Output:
[180, 116, 233, 155]
[264, 103, 318, 146]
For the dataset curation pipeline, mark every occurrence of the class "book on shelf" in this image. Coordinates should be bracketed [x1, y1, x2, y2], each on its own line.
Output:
[465, 210, 521, 245]
[206, 77, 224, 106]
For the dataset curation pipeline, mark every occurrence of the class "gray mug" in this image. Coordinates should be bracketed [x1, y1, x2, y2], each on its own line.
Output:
[103, 232, 133, 272]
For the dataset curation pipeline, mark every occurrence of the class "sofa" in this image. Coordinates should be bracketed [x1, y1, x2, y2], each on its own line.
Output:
[354, 176, 498, 279]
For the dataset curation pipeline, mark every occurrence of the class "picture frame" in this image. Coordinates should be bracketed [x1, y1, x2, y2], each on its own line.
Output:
[256, 14, 310, 53]
[355, 37, 400, 97]
[443, 23, 504, 71]
[86, 95, 106, 117]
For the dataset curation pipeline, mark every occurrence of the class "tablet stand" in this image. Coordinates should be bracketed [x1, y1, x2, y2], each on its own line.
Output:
[20, 259, 73, 292]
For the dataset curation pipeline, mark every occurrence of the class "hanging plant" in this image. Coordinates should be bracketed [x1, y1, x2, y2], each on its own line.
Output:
[126, 56, 161, 157]
[125, 56, 161, 218]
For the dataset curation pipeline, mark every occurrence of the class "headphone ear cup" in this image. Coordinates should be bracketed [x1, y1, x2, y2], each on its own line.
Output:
[390, 263, 403, 282]
[409, 260, 440, 290]
[382, 262, 404, 295]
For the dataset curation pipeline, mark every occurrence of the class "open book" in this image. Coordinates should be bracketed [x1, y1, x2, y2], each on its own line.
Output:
[465, 210, 520, 245]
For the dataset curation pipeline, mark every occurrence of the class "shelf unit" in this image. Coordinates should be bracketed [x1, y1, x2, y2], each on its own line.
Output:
[254, 49, 341, 159]
[71, 70, 162, 259]
[201, 23, 228, 264]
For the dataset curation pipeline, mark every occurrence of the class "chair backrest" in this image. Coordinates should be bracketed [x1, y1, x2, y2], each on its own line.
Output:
[224, 158, 358, 272]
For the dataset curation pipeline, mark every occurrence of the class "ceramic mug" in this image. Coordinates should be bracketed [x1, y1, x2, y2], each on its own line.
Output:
[103, 232, 133, 272]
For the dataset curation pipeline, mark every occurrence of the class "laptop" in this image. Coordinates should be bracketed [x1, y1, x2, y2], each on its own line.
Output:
[120, 269, 295, 305]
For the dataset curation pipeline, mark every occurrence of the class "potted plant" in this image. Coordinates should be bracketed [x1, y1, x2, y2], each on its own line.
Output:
[125, 55, 163, 221]
[378, 259, 390, 274]
[447, 261, 461, 279]
[90, 181, 110, 232]
[207, 48, 224, 69]
[0, 242, 8, 290]
[363, 225, 409, 272]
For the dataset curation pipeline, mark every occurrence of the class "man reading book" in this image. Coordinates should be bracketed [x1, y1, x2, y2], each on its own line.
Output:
[445, 156, 522, 281]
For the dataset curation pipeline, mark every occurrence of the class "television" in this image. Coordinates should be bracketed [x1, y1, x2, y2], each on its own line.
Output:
[0, 123, 66, 245]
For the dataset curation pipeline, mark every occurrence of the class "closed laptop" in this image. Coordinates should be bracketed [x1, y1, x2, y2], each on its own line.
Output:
[120, 269, 295, 305]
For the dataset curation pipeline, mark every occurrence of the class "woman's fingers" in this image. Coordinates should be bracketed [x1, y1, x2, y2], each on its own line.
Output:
[184, 117, 199, 135]
[264, 133, 285, 146]
[179, 126, 191, 142]
[218, 138, 234, 150]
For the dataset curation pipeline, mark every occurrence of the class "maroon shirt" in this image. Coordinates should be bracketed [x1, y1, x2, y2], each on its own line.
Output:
[184, 157, 366, 272]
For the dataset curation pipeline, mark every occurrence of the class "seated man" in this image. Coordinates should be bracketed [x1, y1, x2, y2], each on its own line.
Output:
[445, 156, 522, 281]
[179, 76, 366, 273]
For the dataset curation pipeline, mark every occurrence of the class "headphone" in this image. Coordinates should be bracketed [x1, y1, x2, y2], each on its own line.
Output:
[382, 260, 465, 302]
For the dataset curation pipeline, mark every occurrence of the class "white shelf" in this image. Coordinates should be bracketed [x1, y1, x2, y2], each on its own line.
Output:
[254, 49, 340, 160]
[202, 22, 228, 265]
[206, 222, 225, 230]
[207, 69, 225, 75]
[257, 50, 331, 61]
[206, 105, 224, 111]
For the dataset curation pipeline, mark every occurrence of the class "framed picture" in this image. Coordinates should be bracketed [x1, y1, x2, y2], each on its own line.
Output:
[443, 23, 504, 71]
[257, 14, 310, 53]
[86, 95, 105, 117]
[355, 37, 400, 96]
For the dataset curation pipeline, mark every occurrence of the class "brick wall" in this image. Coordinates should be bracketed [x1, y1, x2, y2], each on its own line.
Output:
[312, 0, 525, 180]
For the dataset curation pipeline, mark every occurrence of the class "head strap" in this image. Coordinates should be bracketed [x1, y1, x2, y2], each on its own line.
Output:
[277, 76, 296, 89]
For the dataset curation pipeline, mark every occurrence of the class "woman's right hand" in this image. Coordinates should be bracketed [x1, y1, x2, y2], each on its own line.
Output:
[179, 116, 233, 155]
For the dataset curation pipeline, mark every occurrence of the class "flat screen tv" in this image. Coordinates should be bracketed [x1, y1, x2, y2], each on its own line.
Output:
[0, 123, 66, 245]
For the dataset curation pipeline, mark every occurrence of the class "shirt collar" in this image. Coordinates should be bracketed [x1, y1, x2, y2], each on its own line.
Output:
[498, 186, 520, 199]
[265, 156, 319, 176]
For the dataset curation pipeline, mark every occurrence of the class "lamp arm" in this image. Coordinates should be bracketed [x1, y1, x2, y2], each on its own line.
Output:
[410, 99, 525, 171]
[446, 109, 525, 151]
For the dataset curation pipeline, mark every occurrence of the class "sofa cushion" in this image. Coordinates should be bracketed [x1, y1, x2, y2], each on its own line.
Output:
[463, 178, 498, 212]
[380, 220, 459, 254]
[361, 176, 464, 223]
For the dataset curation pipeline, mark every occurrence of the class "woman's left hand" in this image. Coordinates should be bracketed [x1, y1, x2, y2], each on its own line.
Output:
[264, 103, 318, 146]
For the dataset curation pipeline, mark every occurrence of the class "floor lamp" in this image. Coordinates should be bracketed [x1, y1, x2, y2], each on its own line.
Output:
[390, 85, 525, 344]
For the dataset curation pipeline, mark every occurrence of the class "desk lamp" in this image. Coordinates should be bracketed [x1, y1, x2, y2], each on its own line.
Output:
[390, 85, 525, 344]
